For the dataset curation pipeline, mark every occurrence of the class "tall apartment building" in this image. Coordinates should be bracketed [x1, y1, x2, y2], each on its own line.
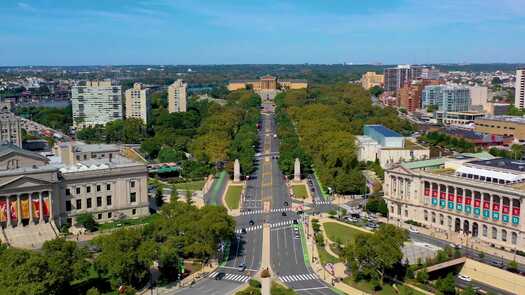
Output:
[71, 80, 123, 129]
[398, 79, 441, 112]
[125, 83, 150, 124]
[383, 65, 426, 92]
[361, 72, 384, 90]
[422, 84, 471, 112]
[384, 153, 525, 251]
[0, 107, 21, 147]
[168, 79, 187, 113]
[515, 68, 525, 110]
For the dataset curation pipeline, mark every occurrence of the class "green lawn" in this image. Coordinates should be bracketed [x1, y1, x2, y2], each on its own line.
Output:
[343, 278, 425, 295]
[292, 184, 308, 199]
[98, 214, 160, 231]
[225, 185, 243, 209]
[172, 180, 205, 192]
[323, 222, 369, 245]
[317, 244, 342, 265]
[271, 282, 298, 295]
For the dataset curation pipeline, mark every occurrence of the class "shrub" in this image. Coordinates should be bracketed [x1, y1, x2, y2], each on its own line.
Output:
[416, 269, 429, 283]
[249, 279, 261, 288]
[261, 269, 270, 278]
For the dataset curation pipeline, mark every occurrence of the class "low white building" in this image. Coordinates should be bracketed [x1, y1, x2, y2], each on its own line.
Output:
[356, 135, 430, 168]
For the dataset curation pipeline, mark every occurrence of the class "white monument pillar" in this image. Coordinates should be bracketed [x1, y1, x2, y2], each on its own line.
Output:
[294, 158, 301, 182]
[28, 194, 34, 224]
[39, 192, 44, 222]
[6, 196, 11, 227]
[16, 195, 22, 225]
[234, 159, 241, 182]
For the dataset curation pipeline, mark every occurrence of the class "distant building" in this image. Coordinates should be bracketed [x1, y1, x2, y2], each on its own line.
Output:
[361, 72, 384, 90]
[484, 102, 510, 116]
[227, 75, 308, 91]
[0, 108, 21, 147]
[383, 65, 427, 92]
[469, 86, 489, 109]
[515, 68, 525, 110]
[71, 80, 123, 129]
[356, 125, 429, 168]
[420, 67, 440, 80]
[125, 83, 150, 124]
[168, 79, 187, 113]
[475, 116, 525, 143]
[398, 79, 441, 112]
[435, 111, 486, 126]
[422, 85, 471, 112]
[443, 127, 513, 147]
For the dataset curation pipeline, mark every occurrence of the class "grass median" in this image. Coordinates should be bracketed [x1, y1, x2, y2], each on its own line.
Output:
[292, 184, 308, 199]
[323, 222, 370, 245]
[225, 185, 243, 210]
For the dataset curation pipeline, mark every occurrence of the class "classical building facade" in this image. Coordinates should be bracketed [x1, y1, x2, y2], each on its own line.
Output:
[361, 72, 384, 90]
[71, 80, 123, 129]
[168, 79, 187, 113]
[125, 82, 151, 124]
[0, 143, 149, 248]
[384, 154, 525, 251]
[227, 75, 307, 91]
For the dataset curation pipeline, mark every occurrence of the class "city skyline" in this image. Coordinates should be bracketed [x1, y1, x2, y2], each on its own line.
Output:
[1, 0, 525, 66]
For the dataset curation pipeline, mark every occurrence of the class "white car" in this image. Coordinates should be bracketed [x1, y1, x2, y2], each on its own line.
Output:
[458, 274, 472, 282]
[408, 227, 419, 234]
[449, 243, 462, 249]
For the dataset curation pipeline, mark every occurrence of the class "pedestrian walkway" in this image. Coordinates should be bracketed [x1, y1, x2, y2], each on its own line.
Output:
[271, 207, 293, 213]
[239, 207, 294, 216]
[235, 224, 263, 233]
[240, 209, 264, 215]
[314, 200, 331, 205]
[208, 271, 251, 283]
[279, 273, 318, 282]
[269, 220, 295, 228]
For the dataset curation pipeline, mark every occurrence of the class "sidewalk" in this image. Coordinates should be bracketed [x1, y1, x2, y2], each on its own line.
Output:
[153, 261, 218, 295]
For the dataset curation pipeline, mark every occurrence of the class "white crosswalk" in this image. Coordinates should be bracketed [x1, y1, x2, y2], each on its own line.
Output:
[279, 273, 318, 282]
[209, 271, 250, 283]
[235, 224, 263, 233]
[270, 220, 295, 228]
[271, 207, 293, 212]
[240, 209, 264, 215]
[314, 200, 331, 205]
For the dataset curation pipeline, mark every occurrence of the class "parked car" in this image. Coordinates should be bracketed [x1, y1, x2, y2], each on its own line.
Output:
[457, 274, 472, 282]
[408, 227, 419, 234]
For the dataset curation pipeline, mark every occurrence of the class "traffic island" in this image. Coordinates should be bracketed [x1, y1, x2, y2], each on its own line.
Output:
[222, 181, 245, 216]
[288, 181, 314, 204]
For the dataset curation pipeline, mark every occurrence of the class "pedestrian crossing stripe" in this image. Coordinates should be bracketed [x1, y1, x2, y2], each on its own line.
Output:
[271, 208, 293, 212]
[209, 272, 250, 282]
[240, 207, 293, 215]
[240, 210, 264, 215]
[269, 220, 295, 228]
[279, 273, 318, 282]
[314, 201, 330, 205]
[235, 225, 263, 233]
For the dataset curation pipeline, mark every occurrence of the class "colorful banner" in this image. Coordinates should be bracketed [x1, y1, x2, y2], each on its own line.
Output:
[503, 205, 510, 214]
[474, 199, 481, 208]
[465, 205, 472, 214]
[465, 198, 472, 205]
[431, 198, 438, 206]
[21, 198, 30, 219]
[0, 200, 6, 222]
[440, 192, 446, 199]
[474, 207, 481, 215]
[512, 207, 520, 216]
[432, 191, 438, 198]
[424, 189, 430, 196]
[10, 200, 16, 221]
[448, 201, 454, 209]
[483, 201, 490, 210]
[32, 199, 40, 219]
[503, 214, 510, 223]
[456, 204, 463, 211]
[448, 194, 454, 201]
[512, 216, 520, 224]
[493, 203, 500, 212]
[493, 212, 500, 220]
[43, 198, 50, 217]
[440, 199, 446, 208]
[457, 196, 463, 204]
[483, 209, 490, 218]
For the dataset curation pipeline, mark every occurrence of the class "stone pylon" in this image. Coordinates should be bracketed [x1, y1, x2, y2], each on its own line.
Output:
[294, 158, 301, 182]
[234, 159, 241, 182]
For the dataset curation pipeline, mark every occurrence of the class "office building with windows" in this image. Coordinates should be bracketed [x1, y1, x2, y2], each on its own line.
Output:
[385, 153, 525, 251]
[125, 82, 150, 124]
[422, 84, 471, 112]
[71, 80, 123, 129]
[0, 107, 21, 147]
[383, 65, 427, 92]
[515, 68, 525, 110]
[168, 79, 187, 113]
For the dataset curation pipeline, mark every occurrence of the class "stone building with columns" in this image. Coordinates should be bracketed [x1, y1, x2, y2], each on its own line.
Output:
[0, 143, 149, 248]
[384, 153, 525, 251]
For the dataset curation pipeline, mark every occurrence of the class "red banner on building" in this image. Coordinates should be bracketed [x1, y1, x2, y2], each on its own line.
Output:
[474, 200, 481, 207]
[9, 200, 16, 220]
[43, 198, 50, 217]
[483, 201, 490, 210]
[465, 198, 472, 205]
[432, 191, 438, 198]
[457, 196, 463, 203]
[32, 199, 40, 219]
[512, 207, 520, 216]
[493, 203, 500, 211]
[440, 192, 446, 199]
[448, 194, 454, 201]
[503, 205, 510, 214]
[424, 189, 430, 196]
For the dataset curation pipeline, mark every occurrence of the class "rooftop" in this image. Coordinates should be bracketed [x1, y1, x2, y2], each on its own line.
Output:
[469, 158, 525, 173]
[365, 124, 402, 138]
[73, 143, 120, 153]
[477, 115, 525, 124]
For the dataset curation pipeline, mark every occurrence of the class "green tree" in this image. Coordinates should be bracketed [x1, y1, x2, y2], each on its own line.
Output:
[460, 286, 476, 295]
[75, 213, 98, 232]
[415, 268, 429, 283]
[511, 144, 524, 160]
[369, 85, 384, 97]
[435, 273, 456, 295]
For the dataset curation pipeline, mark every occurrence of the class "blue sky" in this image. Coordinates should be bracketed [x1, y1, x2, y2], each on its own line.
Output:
[1, 0, 524, 66]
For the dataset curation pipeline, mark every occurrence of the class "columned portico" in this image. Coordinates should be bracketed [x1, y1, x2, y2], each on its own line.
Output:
[1, 191, 51, 229]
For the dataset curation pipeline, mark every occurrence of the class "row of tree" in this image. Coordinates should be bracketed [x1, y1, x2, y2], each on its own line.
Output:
[419, 131, 477, 153]
[0, 201, 235, 294]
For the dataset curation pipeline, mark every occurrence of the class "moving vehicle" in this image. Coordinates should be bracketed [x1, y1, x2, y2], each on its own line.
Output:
[408, 227, 419, 234]
[282, 212, 287, 216]
[241, 228, 247, 234]
[293, 219, 298, 224]
[238, 263, 246, 271]
[457, 274, 472, 282]
[215, 272, 226, 280]
[249, 220, 255, 226]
